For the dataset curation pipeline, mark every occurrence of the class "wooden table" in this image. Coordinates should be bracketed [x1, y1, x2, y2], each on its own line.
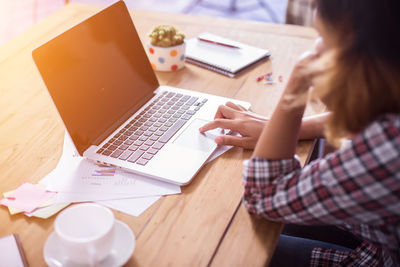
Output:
[0, 3, 320, 266]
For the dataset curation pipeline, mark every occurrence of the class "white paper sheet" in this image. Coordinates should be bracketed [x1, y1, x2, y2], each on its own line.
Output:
[36, 130, 233, 217]
[47, 159, 180, 202]
[98, 195, 161, 217]
[43, 133, 180, 203]
[206, 144, 233, 163]
[205, 132, 242, 163]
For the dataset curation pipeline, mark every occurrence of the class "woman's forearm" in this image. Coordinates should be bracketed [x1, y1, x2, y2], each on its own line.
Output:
[252, 48, 325, 159]
[252, 98, 306, 159]
[299, 113, 330, 140]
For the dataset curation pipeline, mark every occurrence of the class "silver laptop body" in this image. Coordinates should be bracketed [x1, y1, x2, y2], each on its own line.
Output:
[32, 1, 250, 185]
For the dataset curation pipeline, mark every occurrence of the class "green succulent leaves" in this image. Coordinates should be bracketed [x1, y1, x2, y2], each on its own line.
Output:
[149, 25, 185, 47]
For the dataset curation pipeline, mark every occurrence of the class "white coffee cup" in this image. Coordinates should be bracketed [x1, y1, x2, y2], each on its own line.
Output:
[54, 203, 115, 265]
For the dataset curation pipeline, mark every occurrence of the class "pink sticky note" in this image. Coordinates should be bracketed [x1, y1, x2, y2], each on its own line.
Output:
[0, 183, 56, 213]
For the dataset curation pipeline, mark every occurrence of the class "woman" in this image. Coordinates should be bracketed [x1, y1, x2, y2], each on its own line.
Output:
[200, 0, 400, 266]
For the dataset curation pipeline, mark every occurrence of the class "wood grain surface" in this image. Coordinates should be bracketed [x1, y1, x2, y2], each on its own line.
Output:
[0, 3, 319, 266]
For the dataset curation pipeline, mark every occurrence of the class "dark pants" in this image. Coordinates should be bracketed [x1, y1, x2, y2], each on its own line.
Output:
[269, 224, 361, 267]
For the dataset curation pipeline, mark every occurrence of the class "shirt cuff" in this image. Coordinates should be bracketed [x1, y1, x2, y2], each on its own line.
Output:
[243, 156, 301, 186]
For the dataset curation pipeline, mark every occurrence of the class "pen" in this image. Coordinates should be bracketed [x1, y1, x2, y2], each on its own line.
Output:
[197, 37, 241, 49]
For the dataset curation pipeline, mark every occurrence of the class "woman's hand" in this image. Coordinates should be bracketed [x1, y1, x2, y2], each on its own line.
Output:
[200, 37, 328, 151]
[199, 102, 268, 149]
[285, 37, 326, 96]
[252, 37, 328, 158]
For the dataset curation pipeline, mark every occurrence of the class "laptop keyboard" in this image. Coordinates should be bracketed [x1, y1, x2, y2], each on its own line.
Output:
[96, 91, 208, 166]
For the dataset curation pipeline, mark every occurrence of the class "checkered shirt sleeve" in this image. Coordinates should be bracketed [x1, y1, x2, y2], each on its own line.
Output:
[242, 114, 400, 266]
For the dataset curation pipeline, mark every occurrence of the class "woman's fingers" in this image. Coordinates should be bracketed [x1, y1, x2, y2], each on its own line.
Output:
[314, 36, 326, 55]
[199, 119, 251, 148]
[225, 101, 247, 111]
[214, 104, 241, 120]
[199, 119, 241, 133]
[200, 117, 266, 149]
[215, 135, 255, 149]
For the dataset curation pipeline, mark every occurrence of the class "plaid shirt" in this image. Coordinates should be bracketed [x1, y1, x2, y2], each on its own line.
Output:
[243, 113, 400, 266]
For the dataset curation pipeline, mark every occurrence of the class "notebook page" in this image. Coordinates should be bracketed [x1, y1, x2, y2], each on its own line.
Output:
[0, 235, 28, 267]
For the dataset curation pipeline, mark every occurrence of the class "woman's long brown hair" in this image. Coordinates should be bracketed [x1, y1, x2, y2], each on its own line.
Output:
[314, 0, 400, 145]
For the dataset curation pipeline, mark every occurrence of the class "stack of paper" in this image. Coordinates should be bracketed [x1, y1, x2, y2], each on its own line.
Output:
[1, 132, 233, 218]
[39, 134, 181, 217]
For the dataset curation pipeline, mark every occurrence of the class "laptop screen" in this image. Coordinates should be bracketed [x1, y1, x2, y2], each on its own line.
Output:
[32, 1, 159, 155]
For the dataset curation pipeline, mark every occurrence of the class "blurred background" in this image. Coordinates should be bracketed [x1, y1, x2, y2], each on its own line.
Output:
[0, 0, 317, 46]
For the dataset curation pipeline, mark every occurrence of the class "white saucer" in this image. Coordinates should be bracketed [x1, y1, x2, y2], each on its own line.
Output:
[44, 220, 135, 267]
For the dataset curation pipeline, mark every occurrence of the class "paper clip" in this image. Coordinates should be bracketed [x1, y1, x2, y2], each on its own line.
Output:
[256, 75, 264, 82]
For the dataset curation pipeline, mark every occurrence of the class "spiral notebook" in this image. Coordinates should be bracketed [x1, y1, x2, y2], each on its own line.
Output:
[185, 32, 270, 77]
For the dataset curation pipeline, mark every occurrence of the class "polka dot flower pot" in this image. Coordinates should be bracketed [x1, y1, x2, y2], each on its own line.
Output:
[147, 42, 186, 72]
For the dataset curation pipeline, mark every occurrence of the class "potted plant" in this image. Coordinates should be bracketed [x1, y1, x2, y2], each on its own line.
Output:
[147, 25, 186, 72]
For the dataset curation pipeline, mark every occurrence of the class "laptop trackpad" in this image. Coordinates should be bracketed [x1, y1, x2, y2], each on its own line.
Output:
[173, 119, 218, 152]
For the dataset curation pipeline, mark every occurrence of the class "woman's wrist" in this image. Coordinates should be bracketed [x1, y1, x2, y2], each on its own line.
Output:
[252, 100, 305, 159]
[299, 113, 329, 140]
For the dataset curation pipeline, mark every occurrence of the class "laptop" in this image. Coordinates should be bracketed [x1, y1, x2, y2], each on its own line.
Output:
[32, 0, 250, 185]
